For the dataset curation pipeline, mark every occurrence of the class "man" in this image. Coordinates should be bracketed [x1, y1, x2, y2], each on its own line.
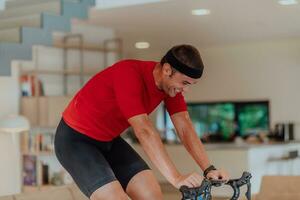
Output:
[54, 44, 229, 200]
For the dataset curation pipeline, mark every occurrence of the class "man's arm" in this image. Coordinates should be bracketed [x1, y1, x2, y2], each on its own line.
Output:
[170, 111, 211, 171]
[128, 113, 203, 188]
[170, 111, 229, 180]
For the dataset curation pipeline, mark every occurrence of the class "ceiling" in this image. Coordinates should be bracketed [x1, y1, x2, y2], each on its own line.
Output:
[83, 0, 300, 57]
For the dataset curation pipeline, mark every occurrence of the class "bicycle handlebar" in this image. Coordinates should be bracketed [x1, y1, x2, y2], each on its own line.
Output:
[179, 171, 252, 200]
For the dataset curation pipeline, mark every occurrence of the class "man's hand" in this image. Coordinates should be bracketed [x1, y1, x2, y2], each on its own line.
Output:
[206, 169, 230, 182]
[173, 172, 204, 189]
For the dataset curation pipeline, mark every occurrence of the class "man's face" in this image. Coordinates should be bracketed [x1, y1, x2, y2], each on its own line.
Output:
[161, 64, 198, 97]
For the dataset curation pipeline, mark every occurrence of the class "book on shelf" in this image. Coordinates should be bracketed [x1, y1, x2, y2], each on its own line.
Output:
[21, 131, 55, 154]
[42, 164, 49, 185]
[20, 75, 44, 97]
[22, 155, 50, 186]
[23, 155, 37, 186]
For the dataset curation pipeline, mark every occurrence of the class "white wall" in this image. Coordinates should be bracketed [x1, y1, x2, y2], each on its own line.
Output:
[132, 38, 300, 138]
[0, 0, 5, 10]
[0, 64, 20, 119]
[0, 132, 21, 196]
[188, 38, 300, 127]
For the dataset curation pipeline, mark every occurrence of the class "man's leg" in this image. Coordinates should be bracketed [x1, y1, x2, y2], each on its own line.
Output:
[125, 170, 163, 200]
[103, 137, 163, 200]
[54, 119, 124, 199]
[90, 181, 128, 200]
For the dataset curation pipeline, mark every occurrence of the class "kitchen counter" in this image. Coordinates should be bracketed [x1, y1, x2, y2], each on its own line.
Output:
[130, 141, 300, 196]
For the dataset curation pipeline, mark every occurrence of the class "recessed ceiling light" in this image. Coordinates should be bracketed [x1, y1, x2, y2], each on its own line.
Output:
[135, 42, 150, 49]
[278, 0, 298, 5]
[191, 9, 211, 16]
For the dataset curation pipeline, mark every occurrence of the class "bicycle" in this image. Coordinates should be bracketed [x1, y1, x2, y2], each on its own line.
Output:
[180, 171, 252, 200]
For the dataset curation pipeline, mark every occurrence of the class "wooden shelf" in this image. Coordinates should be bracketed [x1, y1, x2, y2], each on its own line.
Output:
[22, 185, 63, 193]
[20, 68, 100, 76]
[22, 151, 55, 156]
[54, 43, 121, 52]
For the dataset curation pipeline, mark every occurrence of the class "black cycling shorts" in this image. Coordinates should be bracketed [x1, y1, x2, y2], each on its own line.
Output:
[54, 119, 150, 198]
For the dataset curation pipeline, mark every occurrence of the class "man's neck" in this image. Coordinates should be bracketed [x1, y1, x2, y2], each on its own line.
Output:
[153, 63, 163, 90]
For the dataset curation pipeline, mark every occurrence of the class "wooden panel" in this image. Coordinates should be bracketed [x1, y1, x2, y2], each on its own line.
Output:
[0, 196, 14, 200]
[21, 97, 39, 127]
[0, 27, 20, 43]
[260, 176, 300, 194]
[20, 96, 71, 127]
[5, 0, 60, 9]
[20, 97, 47, 127]
[47, 96, 71, 127]
[0, 1, 60, 19]
[256, 194, 300, 200]
[0, 14, 41, 30]
[39, 97, 48, 127]
[14, 188, 73, 200]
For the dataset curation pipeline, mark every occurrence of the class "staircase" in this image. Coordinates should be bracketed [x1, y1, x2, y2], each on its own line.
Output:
[0, 0, 95, 76]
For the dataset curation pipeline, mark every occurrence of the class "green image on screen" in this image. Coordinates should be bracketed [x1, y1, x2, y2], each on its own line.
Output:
[187, 103, 235, 140]
[237, 104, 269, 136]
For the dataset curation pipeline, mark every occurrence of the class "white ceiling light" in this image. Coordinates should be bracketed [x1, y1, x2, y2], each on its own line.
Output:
[278, 0, 298, 5]
[135, 42, 150, 49]
[191, 9, 211, 16]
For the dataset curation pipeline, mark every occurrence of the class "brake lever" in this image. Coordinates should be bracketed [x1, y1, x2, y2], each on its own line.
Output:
[226, 171, 252, 200]
[180, 179, 211, 200]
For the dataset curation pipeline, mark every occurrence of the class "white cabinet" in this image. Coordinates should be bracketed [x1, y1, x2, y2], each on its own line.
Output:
[248, 144, 300, 193]
[0, 132, 21, 196]
[131, 142, 300, 196]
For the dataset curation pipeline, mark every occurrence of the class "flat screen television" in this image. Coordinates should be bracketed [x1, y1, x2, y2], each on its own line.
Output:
[163, 100, 270, 143]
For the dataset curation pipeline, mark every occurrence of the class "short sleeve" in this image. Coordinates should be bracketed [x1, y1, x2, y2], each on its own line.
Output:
[164, 93, 187, 116]
[113, 65, 147, 119]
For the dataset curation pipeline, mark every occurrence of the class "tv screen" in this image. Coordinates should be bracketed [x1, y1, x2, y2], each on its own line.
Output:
[187, 103, 235, 140]
[163, 101, 270, 143]
[235, 102, 269, 136]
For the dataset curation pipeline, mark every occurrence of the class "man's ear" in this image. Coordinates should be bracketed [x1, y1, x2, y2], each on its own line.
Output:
[162, 63, 172, 76]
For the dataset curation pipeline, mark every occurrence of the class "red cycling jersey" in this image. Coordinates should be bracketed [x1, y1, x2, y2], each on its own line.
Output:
[63, 60, 187, 141]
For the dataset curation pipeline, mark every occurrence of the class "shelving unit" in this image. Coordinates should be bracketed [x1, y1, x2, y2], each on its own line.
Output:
[19, 34, 123, 192]
[20, 34, 123, 127]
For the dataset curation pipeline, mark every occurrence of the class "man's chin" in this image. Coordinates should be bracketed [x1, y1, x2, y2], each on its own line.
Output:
[168, 92, 176, 97]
